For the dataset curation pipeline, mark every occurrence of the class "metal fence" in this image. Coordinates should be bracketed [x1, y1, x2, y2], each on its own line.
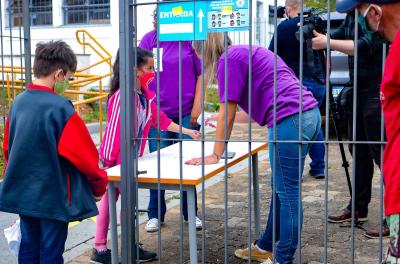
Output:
[118, 0, 387, 264]
[0, 0, 32, 125]
[0, 0, 388, 263]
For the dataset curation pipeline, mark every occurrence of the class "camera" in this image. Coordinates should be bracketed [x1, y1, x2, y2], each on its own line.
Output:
[268, 5, 286, 19]
[296, 8, 326, 41]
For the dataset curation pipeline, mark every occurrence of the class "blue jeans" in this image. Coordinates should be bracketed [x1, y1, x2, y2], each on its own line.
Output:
[257, 107, 321, 264]
[303, 78, 325, 175]
[19, 215, 68, 264]
[147, 114, 199, 221]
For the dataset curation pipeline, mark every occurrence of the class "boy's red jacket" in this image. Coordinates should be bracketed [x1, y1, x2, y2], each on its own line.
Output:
[0, 84, 108, 222]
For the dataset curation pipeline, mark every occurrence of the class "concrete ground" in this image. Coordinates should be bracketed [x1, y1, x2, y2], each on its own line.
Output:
[0, 122, 387, 263]
[69, 123, 387, 264]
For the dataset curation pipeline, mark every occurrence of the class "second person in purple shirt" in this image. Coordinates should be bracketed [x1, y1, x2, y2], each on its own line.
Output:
[187, 33, 320, 264]
[139, 11, 203, 232]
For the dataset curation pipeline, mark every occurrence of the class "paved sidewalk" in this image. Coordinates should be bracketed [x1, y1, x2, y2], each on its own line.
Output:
[68, 123, 386, 264]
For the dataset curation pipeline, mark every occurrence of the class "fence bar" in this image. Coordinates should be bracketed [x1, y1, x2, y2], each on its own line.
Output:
[21, 0, 31, 86]
[350, 9, 359, 264]
[272, 0, 278, 262]
[22, 1, 32, 86]
[155, 2, 162, 263]
[201, 40, 206, 264]
[178, 40, 184, 264]
[119, 0, 137, 262]
[247, 0, 253, 262]
[223, 31, 229, 264]
[298, 1, 304, 262]
[0, 0, 6, 125]
[8, 4, 15, 99]
[379, 43, 387, 264]
[324, 1, 332, 263]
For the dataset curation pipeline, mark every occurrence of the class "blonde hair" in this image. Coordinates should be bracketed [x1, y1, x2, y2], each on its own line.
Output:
[193, 33, 231, 84]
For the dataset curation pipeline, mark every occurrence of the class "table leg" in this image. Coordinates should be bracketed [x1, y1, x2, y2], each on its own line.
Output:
[252, 153, 260, 236]
[187, 186, 198, 264]
[108, 182, 119, 264]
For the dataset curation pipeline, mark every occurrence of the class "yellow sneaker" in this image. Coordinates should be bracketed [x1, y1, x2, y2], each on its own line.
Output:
[234, 242, 273, 262]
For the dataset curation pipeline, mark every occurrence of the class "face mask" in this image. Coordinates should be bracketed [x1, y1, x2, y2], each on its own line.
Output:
[54, 79, 69, 95]
[359, 5, 384, 44]
[138, 71, 155, 89]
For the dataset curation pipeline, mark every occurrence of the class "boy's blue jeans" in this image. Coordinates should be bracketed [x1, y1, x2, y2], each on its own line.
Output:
[257, 107, 321, 264]
[19, 214, 68, 264]
[303, 78, 326, 175]
[147, 114, 199, 221]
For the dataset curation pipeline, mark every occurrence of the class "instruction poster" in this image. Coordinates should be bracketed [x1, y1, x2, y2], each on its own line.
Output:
[207, 0, 249, 32]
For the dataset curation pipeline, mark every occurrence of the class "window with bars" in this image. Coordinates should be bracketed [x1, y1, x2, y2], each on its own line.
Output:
[62, 0, 110, 25]
[5, 0, 53, 27]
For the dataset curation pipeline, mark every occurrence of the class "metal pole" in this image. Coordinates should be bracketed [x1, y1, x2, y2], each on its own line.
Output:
[119, 0, 137, 262]
[272, 1, 278, 262]
[178, 40, 184, 264]
[350, 10, 359, 264]
[8, 1, 15, 99]
[378, 43, 387, 264]
[298, 1, 304, 262]
[224, 31, 229, 264]
[155, 2, 162, 262]
[0, 0, 7, 125]
[247, 1, 253, 262]
[23, 0, 32, 85]
[324, 1, 332, 263]
[201, 40, 206, 264]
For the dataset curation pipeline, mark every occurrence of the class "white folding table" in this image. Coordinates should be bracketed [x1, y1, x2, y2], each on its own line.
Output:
[106, 141, 267, 264]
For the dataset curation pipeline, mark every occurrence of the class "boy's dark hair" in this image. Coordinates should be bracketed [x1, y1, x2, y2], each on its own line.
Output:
[109, 47, 154, 99]
[33, 40, 77, 78]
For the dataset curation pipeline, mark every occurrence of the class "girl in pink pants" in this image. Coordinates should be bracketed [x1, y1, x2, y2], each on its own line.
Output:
[91, 48, 201, 264]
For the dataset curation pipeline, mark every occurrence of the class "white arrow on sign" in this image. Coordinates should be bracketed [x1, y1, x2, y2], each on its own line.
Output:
[197, 9, 205, 33]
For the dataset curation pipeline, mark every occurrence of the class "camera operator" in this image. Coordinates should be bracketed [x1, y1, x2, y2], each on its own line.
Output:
[312, 10, 387, 238]
[269, 0, 326, 179]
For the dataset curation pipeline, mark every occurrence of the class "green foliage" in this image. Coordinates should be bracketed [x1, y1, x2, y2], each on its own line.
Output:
[83, 87, 100, 111]
[305, 0, 336, 10]
[82, 109, 102, 123]
[206, 86, 220, 112]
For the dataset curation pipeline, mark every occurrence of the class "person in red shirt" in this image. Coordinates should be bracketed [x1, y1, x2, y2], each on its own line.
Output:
[337, 0, 400, 262]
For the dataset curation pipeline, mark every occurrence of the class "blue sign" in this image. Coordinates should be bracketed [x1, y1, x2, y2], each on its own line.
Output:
[158, 1, 208, 42]
[207, 0, 249, 32]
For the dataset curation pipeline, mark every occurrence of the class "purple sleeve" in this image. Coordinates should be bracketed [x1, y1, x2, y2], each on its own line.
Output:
[217, 57, 246, 103]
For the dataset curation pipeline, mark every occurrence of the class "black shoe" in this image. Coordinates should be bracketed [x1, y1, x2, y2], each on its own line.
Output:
[309, 171, 325, 179]
[90, 248, 111, 264]
[136, 244, 157, 263]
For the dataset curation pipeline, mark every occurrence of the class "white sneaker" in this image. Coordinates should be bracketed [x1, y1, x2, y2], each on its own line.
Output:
[195, 216, 203, 230]
[145, 218, 163, 232]
[184, 217, 203, 230]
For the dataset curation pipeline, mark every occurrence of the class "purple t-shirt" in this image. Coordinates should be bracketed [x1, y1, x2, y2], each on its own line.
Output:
[139, 30, 202, 118]
[217, 45, 318, 128]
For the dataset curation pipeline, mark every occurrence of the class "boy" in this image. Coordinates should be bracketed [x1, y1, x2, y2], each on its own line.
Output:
[0, 40, 108, 263]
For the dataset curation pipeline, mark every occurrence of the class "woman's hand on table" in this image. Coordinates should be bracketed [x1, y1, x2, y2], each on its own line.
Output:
[185, 154, 220, 166]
